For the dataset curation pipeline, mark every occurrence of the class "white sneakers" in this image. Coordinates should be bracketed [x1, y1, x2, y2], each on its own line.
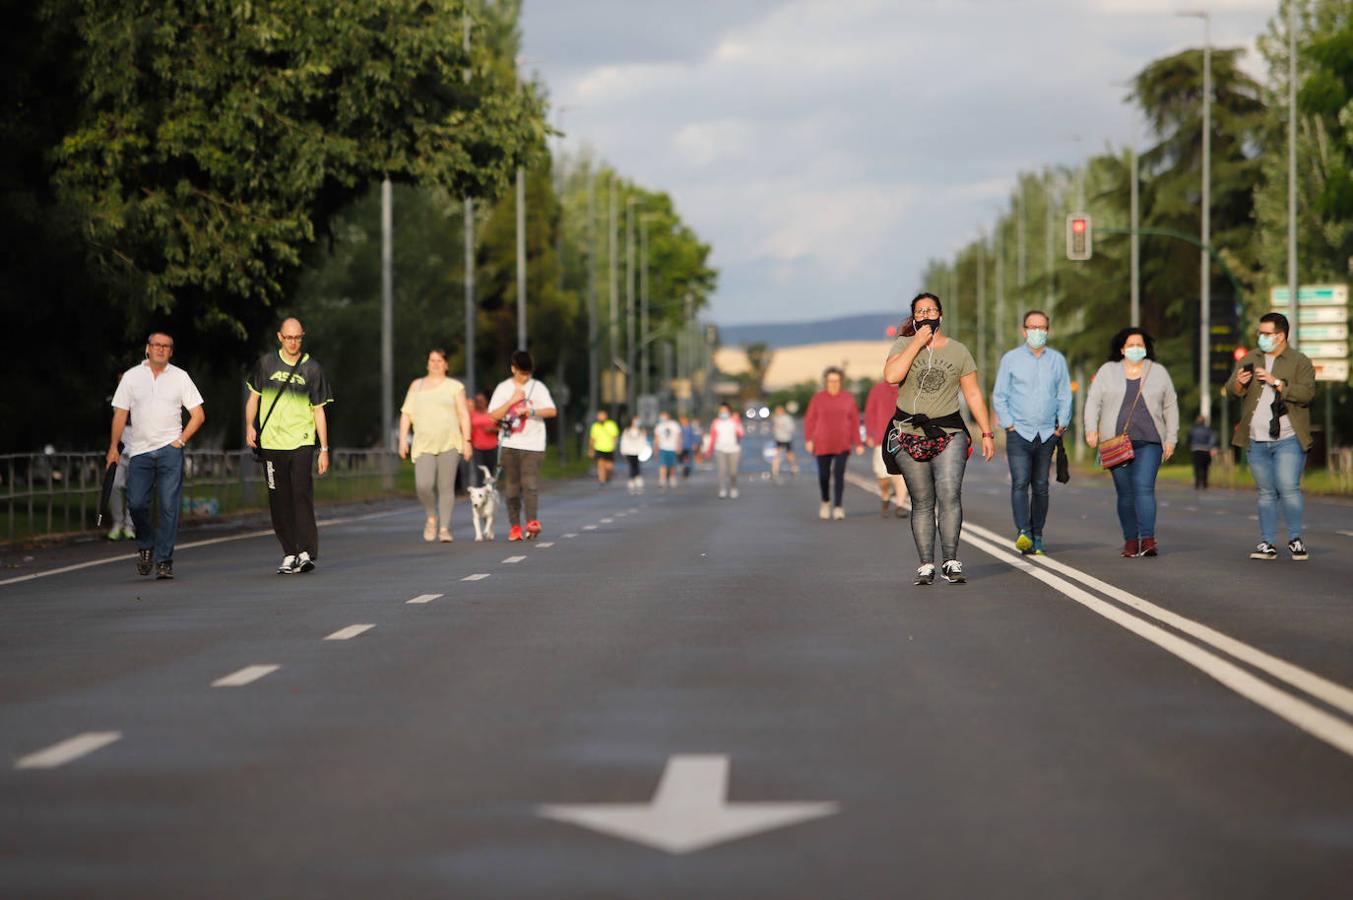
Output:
[278, 552, 316, 574]
[831, 506, 845, 521]
[819, 502, 831, 520]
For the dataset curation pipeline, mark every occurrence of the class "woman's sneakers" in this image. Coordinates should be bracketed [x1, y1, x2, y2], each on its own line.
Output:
[940, 560, 966, 583]
[1288, 537, 1308, 560]
[1249, 541, 1277, 560]
[819, 501, 831, 520]
[831, 506, 845, 521]
[1252, 539, 1307, 561]
[914, 564, 936, 585]
[1122, 539, 1139, 558]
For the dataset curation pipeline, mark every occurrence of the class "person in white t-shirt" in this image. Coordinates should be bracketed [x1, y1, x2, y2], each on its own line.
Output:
[488, 350, 557, 541]
[652, 410, 683, 488]
[619, 416, 650, 495]
[703, 402, 745, 499]
[107, 332, 206, 579]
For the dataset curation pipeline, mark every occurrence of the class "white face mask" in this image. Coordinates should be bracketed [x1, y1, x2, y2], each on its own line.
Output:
[1025, 328, 1048, 349]
[1124, 346, 1147, 363]
[719, 411, 730, 420]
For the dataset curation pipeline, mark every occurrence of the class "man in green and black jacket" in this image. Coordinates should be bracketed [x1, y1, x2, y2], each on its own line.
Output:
[1224, 312, 1316, 562]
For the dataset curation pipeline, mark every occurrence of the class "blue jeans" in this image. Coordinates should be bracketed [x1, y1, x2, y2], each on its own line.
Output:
[1006, 431, 1056, 537]
[127, 443, 185, 563]
[1109, 441, 1162, 541]
[1247, 436, 1306, 543]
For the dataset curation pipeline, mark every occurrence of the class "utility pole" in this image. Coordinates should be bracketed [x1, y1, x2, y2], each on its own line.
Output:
[976, 234, 987, 393]
[608, 176, 619, 418]
[625, 196, 636, 412]
[1130, 145, 1140, 328]
[1016, 185, 1026, 313]
[516, 166, 527, 350]
[640, 214, 651, 401]
[461, 12, 475, 402]
[1044, 176, 1055, 307]
[381, 178, 394, 452]
[995, 220, 1005, 350]
[1287, 0, 1299, 345]
[1180, 10, 1212, 420]
[586, 168, 598, 419]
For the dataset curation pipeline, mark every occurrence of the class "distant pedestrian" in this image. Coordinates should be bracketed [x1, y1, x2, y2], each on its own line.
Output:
[653, 410, 683, 488]
[1225, 312, 1316, 561]
[246, 318, 333, 574]
[704, 402, 744, 499]
[588, 409, 620, 486]
[470, 391, 500, 486]
[882, 293, 996, 585]
[1188, 416, 1218, 490]
[863, 378, 908, 518]
[488, 350, 557, 542]
[398, 349, 471, 543]
[804, 367, 862, 520]
[679, 415, 700, 479]
[108, 332, 206, 579]
[991, 309, 1072, 556]
[770, 405, 799, 481]
[1084, 327, 1178, 559]
[619, 416, 649, 495]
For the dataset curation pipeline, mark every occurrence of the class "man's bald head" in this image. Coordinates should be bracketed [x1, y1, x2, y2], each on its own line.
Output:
[277, 318, 305, 356]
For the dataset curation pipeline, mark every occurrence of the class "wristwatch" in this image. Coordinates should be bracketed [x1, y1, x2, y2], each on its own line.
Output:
[981, 432, 994, 438]
[319, 446, 330, 452]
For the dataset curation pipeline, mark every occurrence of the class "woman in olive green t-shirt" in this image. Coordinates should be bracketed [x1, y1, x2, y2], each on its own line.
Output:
[399, 349, 471, 543]
[882, 292, 996, 585]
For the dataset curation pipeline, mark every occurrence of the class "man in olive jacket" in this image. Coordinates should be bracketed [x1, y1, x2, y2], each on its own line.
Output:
[1224, 312, 1316, 562]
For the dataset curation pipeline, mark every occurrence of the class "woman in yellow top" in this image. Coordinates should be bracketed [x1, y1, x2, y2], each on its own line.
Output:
[399, 349, 471, 542]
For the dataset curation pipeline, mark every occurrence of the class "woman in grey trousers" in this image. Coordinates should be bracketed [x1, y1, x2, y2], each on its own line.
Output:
[399, 349, 472, 542]
[1084, 328, 1179, 558]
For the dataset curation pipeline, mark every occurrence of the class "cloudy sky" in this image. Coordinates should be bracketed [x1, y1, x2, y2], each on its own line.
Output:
[521, 0, 1279, 325]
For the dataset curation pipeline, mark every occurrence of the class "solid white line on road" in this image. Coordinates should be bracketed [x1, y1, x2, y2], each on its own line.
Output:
[583, 525, 598, 531]
[324, 624, 375, 641]
[462, 573, 491, 582]
[846, 472, 1353, 756]
[1338, 531, 1353, 539]
[0, 508, 409, 588]
[960, 531, 1353, 759]
[15, 732, 122, 770]
[535, 542, 555, 548]
[502, 555, 527, 564]
[407, 593, 443, 604]
[211, 665, 280, 688]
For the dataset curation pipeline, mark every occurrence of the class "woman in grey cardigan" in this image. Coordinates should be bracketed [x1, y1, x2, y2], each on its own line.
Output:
[1084, 328, 1179, 557]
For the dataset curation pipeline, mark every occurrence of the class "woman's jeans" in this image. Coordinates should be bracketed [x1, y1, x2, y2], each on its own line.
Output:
[816, 452, 848, 505]
[895, 432, 970, 565]
[1006, 431, 1055, 537]
[1109, 441, 1163, 540]
[1247, 436, 1306, 544]
[415, 449, 460, 526]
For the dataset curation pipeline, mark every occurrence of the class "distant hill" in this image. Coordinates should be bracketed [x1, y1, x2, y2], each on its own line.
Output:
[716, 312, 899, 348]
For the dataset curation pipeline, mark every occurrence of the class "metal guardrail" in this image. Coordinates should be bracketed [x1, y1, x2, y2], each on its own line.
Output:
[0, 449, 401, 543]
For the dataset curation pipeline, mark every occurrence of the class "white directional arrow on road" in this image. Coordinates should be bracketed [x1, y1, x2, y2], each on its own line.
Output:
[538, 755, 838, 854]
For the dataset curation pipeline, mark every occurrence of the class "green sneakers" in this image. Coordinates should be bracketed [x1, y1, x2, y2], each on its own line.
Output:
[1015, 531, 1034, 553]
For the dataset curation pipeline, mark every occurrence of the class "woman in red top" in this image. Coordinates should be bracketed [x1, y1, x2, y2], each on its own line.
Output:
[803, 366, 863, 520]
[469, 391, 500, 486]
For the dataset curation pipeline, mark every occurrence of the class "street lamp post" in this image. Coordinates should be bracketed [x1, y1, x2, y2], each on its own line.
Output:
[1180, 10, 1212, 420]
[625, 196, 637, 412]
[1287, 1, 1299, 345]
[586, 168, 598, 419]
[640, 213, 651, 401]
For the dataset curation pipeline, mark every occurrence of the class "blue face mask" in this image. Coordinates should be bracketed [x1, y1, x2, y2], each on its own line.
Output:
[1257, 334, 1278, 354]
[1124, 346, 1147, 363]
[719, 411, 730, 420]
[1026, 328, 1048, 349]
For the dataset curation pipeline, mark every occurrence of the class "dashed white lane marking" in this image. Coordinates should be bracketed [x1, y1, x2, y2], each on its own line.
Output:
[600, 518, 615, 524]
[502, 555, 527, 564]
[1338, 531, 1353, 539]
[212, 665, 280, 688]
[847, 472, 1353, 759]
[563, 533, 579, 539]
[407, 593, 443, 604]
[535, 542, 555, 548]
[324, 624, 375, 641]
[15, 732, 122, 770]
[583, 525, 598, 531]
[0, 508, 409, 587]
[462, 573, 491, 582]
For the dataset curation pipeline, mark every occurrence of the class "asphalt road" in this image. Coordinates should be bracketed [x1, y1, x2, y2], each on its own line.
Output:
[2, 444, 1352, 899]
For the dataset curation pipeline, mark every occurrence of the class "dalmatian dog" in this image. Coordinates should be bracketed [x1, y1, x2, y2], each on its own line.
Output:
[467, 466, 499, 542]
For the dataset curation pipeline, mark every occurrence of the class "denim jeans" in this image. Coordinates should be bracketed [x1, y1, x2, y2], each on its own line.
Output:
[1109, 441, 1163, 541]
[127, 443, 185, 563]
[1247, 436, 1306, 543]
[894, 431, 970, 565]
[1006, 431, 1056, 537]
[816, 452, 848, 505]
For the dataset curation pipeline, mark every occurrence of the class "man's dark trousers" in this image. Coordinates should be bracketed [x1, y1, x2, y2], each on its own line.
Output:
[1007, 431, 1056, 537]
[263, 447, 318, 558]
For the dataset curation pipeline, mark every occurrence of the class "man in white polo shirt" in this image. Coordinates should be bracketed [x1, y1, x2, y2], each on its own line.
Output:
[107, 331, 206, 580]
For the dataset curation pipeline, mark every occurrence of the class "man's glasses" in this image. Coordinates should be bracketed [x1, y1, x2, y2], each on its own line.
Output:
[148, 342, 173, 349]
[281, 335, 304, 342]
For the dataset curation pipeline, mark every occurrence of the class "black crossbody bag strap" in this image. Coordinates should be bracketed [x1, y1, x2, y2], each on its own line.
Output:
[257, 356, 304, 439]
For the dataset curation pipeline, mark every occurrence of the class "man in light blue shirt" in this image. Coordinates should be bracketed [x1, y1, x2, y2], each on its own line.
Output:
[992, 310, 1072, 555]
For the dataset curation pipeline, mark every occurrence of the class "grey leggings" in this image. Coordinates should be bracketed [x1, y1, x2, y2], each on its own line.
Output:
[894, 431, 970, 565]
[715, 450, 741, 493]
[415, 449, 460, 527]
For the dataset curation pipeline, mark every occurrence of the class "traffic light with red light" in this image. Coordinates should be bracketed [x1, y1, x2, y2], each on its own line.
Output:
[1066, 214, 1092, 261]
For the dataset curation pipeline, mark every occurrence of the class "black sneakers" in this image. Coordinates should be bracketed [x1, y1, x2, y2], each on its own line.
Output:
[155, 561, 173, 580]
[941, 560, 966, 584]
[914, 564, 935, 585]
[1288, 538, 1308, 561]
[1249, 542, 1277, 561]
[136, 548, 153, 576]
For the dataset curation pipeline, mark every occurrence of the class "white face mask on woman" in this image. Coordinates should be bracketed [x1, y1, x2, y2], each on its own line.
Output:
[1124, 346, 1147, 364]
